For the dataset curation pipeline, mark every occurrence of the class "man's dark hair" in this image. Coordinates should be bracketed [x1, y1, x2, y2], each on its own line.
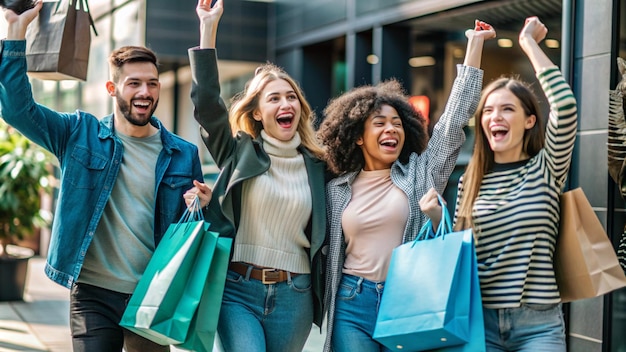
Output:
[108, 46, 159, 82]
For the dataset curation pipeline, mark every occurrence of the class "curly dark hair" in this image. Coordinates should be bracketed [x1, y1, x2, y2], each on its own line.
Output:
[317, 79, 428, 175]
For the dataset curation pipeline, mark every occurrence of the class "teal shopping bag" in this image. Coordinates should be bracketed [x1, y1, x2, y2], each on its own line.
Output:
[374, 195, 483, 351]
[175, 236, 232, 352]
[120, 199, 219, 345]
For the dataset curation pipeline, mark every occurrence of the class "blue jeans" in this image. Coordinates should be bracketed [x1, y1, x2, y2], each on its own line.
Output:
[216, 269, 313, 352]
[332, 274, 392, 352]
[483, 303, 566, 352]
[69, 283, 170, 352]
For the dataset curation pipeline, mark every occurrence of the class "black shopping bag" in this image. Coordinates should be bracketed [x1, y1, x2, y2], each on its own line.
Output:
[25, 0, 96, 81]
[0, 0, 37, 14]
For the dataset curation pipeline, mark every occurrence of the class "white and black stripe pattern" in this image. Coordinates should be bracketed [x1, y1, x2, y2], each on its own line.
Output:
[608, 90, 626, 275]
[618, 229, 626, 274]
[459, 66, 578, 308]
[608, 90, 626, 194]
[323, 65, 484, 352]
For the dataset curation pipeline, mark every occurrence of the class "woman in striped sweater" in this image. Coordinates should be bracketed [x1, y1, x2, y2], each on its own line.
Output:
[422, 16, 578, 351]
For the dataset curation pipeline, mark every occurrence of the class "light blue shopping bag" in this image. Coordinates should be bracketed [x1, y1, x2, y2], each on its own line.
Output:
[374, 196, 485, 352]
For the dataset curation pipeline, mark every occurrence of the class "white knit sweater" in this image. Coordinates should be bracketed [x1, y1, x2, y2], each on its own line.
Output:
[232, 130, 312, 273]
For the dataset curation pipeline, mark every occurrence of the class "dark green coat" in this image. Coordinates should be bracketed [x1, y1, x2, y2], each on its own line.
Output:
[188, 48, 328, 327]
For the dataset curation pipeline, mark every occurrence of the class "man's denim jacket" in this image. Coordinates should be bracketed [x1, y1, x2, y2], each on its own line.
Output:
[0, 40, 203, 289]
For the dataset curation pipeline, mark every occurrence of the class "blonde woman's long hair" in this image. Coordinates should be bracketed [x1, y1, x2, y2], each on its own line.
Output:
[229, 63, 324, 158]
[455, 76, 545, 231]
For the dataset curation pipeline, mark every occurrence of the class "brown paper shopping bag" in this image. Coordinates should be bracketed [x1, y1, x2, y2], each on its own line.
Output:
[25, 0, 96, 81]
[554, 187, 626, 302]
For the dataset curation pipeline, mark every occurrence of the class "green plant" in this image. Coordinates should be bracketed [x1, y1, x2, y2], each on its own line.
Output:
[0, 118, 54, 255]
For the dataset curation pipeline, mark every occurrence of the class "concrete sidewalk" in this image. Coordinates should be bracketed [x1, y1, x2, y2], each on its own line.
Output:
[0, 257, 71, 352]
[0, 257, 325, 352]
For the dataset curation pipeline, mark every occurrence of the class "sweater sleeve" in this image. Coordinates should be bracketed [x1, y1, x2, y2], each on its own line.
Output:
[538, 66, 578, 186]
[424, 64, 483, 193]
[188, 47, 233, 168]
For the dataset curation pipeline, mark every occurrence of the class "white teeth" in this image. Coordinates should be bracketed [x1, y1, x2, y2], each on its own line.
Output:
[380, 140, 397, 147]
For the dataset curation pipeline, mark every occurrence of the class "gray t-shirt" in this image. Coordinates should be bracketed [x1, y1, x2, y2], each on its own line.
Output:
[78, 129, 162, 294]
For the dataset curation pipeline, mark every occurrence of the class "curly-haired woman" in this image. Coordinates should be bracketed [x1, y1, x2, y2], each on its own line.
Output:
[316, 20, 496, 352]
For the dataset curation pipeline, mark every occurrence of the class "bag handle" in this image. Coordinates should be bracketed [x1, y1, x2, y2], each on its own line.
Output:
[163, 197, 204, 240]
[177, 196, 204, 224]
[65, 0, 98, 36]
[80, 0, 98, 36]
[415, 195, 453, 243]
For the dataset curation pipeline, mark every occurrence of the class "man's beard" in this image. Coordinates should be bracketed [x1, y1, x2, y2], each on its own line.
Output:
[116, 93, 158, 127]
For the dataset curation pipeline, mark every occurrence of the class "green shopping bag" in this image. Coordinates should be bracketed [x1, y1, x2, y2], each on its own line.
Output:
[175, 236, 232, 352]
[120, 199, 218, 345]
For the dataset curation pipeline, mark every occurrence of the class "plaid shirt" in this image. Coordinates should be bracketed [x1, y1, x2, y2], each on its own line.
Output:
[323, 65, 483, 351]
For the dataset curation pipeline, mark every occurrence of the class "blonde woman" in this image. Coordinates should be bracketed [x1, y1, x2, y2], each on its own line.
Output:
[188, 1, 328, 351]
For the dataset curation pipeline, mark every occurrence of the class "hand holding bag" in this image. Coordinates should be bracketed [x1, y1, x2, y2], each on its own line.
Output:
[373, 196, 485, 352]
[120, 198, 219, 345]
[25, 0, 97, 81]
[0, 0, 36, 14]
[554, 187, 626, 302]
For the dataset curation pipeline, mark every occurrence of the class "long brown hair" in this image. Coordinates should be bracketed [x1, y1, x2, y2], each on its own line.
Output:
[455, 77, 545, 230]
[229, 63, 324, 158]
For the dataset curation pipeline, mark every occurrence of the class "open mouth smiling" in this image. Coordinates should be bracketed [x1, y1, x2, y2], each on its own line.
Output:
[380, 138, 398, 148]
[490, 126, 509, 139]
[277, 114, 294, 127]
[133, 100, 151, 111]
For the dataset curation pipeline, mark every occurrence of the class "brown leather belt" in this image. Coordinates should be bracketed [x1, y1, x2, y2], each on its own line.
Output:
[229, 262, 298, 284]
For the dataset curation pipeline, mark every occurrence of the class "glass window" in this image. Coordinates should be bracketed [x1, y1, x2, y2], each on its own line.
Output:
[113, 2, 141, 47]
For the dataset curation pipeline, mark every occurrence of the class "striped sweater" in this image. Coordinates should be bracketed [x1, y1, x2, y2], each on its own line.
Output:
[456, 66, 578, 308]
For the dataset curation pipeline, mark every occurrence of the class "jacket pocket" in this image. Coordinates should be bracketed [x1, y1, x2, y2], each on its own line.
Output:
[65, 146, 108, 189]
[158, 173, 194, 220]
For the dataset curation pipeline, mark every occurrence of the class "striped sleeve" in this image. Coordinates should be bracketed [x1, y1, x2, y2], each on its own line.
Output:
[538, 66, 578, 186]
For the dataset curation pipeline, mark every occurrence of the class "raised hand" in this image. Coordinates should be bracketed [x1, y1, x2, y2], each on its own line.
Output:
[465, 19, 496, 41]
[519, 16, 547, 45]
[197, 0, 223, 28]
[4, 0, 41, 39]
[518, 16, 552, 72]
[197, 0, 223, 48]
[463, 19, 496, 68]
